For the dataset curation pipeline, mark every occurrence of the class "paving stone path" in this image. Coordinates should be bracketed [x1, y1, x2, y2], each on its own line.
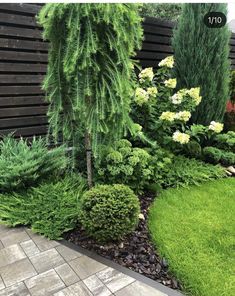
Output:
[0, 225, 181, 296]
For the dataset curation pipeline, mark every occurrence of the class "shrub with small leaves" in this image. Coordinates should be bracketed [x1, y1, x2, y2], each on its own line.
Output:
[214, 132, 235, 153]
[220, 151, 235, 166]
[154, 155, 225, 188]
[203, 147, 222, 164]
[0, 175, 86, 239]
[95, 139, 154, 192]
[0, 136, 68, 192]
[79, 184, 140, 243]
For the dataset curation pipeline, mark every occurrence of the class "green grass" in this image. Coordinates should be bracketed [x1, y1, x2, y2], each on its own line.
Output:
[149, 178, 235, 296]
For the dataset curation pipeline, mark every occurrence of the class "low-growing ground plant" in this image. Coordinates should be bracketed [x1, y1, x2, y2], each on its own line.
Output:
[0, 175, 86, 239]
[79, 184, 140, 243]
[154, 155, 226, 188]
[0, 135, 68, 192]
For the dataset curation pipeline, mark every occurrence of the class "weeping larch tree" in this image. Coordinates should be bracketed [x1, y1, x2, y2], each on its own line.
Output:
[38, 3, 143, 187]
[173, 3, 231, 125]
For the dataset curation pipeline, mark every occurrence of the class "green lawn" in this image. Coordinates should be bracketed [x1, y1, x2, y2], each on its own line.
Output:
[149, 178, 235, 296]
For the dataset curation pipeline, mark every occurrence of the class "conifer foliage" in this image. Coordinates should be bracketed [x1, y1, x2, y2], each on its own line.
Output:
[38, 4, 143, 186]
[173, 3, 231, 125]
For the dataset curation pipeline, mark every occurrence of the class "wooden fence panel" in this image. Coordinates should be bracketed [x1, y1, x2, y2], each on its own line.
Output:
[0, 6, 234, 139]
[0, 3, 48, 138]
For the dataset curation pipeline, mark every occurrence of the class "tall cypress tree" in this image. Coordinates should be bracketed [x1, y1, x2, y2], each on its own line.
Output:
[38, 4, 143, 187]
[173, 3, 231, 125]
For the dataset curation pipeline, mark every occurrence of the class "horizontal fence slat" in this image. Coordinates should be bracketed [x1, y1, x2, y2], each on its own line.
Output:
[0, 12, 39, 27]
[143, 24, 173, 36]
[137, 51, 169, 60]
[0, 125, 48, 137]
[0, 74, 44, 84]
[144, 33, 171, 45]
[0, 4, 40, 15]
[0, 115, 48, 128]
[0, 85, 43, 95]
[0, 62, 47, 73]
[0, 50, 47, 62]
[0, 38, 48, 51]
[139, 60, 161, 68]
[0, 96, 46, 106]
[141, 42, 173, 53]
[0, 106, 47, 118]
[0, 25, 42, 39]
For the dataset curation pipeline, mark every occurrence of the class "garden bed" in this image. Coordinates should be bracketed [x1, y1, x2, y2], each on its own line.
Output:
[64, 191, 182, 291]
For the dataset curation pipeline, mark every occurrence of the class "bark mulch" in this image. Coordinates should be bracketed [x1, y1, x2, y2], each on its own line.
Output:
[64, 192, 182, 291]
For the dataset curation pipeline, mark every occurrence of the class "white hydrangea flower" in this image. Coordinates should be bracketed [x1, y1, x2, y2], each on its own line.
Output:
[159, 111, 175, 122]
[164, 78, 177, 89]
[174, 111, 191, 122]
[138, 67, 154, 83]
[134, 88, 149, 105]
[171, 93, 183, 104]
[186, 87, 202, 105]
[147, 87, 158, 97]
[172, 131, 190, 144]
[158, 56, 174, 68]
[208, 121, 223, 133]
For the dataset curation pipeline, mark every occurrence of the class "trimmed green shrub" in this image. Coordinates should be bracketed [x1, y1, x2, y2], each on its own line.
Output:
[214, 131, 235, 152]
[173, 3, 230, 125]
[203, 147, 222, 164]
[0, 175, 86, 239]
[154, 156, 225, 188]
[220, 151, 235, 166]
[0, 136, 68, 192]
[79, 184, 140, 243]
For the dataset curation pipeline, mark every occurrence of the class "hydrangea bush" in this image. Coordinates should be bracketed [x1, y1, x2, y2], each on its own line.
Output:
[132, 56, 225, 153]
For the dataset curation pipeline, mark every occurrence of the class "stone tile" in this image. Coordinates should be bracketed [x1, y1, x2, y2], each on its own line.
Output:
[20, 240, 40, 257]
[0, 258, 37, 287]
[96, 267, 135, 293]
[25, 269, 65, 296]
[0, 225, 11, 235]
[30, 248, 65, 273]
[0, 276, 4, 290]
[0, 242, 3, 250]
[84, 275, 112, 296]
[0, 244, 26, 268]
[56, 244, 82, 262]
[54, 281, 92, 296]
[0, 282, 30, 296]
[69, 256, 106, 280]
[1, 228, 30, 247]
[26, 229, 59, 251]
[55, 263, 79, 286]
[114, 280, 168, 296]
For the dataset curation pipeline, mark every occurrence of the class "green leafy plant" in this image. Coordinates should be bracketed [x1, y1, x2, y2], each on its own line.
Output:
[140, 3, 182, 21]
[95, 139, 154, 192]
[154, 155, 225, 188]
[214, 131, 235, 153]
[173, 3, 230, 125]
[220, 151, 235, 166]
[80, 184, 140, 243]
[96, 139, 173, 192]
[38, 3, 143, 187]
[0, 175, 86, 239]
[203, 147, 222, 164]
[0, 135, 68, 192]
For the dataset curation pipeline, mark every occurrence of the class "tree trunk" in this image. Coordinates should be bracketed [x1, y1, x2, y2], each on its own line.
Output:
[85, 131, 93, 189]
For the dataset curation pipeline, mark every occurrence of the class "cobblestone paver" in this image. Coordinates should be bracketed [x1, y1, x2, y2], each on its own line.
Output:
[0, 225, 178, 296]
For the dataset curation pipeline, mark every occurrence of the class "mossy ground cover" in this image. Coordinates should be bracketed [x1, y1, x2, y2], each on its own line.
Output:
[149, 178, 235, 296]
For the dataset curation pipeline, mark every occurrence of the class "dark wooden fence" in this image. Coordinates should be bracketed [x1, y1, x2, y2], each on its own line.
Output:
[0, 4, 235, 139]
